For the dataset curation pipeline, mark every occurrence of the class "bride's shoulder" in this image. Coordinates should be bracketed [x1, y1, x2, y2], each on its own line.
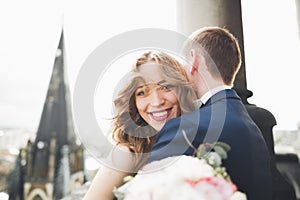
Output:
[110, 144, 136, 161]
[114, 144, 133, 153]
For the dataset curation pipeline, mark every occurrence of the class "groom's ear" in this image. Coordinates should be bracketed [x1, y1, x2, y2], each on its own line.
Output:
[190, 49, 199, 74]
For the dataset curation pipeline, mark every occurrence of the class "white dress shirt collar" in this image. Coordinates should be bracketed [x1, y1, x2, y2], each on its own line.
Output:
[194, 85, 231, 109]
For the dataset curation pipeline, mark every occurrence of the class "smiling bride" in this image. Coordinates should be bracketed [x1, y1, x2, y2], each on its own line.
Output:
[83, 51, 197, 200]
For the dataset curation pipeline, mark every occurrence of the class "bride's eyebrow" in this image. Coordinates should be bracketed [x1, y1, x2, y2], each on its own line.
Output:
[136, 84, 149, 90]
[157, 80, 166, 85]
[136, 85, 144, 89]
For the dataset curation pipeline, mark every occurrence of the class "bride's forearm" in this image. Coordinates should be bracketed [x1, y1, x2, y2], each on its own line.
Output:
[83, 166, 132, 200]
[83, 146, 137, 200]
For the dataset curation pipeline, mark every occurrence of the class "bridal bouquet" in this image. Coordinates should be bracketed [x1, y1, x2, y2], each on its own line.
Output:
[114, 142, 247, 200]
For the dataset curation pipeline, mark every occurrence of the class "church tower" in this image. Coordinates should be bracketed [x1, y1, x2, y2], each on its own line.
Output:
[8, 30, 85, 200]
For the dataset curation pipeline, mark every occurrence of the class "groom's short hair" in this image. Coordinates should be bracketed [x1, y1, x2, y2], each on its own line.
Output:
[189, 27, 242, 86]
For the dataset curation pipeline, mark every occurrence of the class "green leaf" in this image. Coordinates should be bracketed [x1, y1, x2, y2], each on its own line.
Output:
[113, 188, 125, 200]
[214, 142, 231, 152]
[196, 144, 207, 159]
[123, 175, 133, 183]
[213, 146, 228, 159]
[206, 152, 222, 167]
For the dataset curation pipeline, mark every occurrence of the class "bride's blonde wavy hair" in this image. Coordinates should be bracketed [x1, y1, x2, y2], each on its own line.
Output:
[111, 51, 196, 154]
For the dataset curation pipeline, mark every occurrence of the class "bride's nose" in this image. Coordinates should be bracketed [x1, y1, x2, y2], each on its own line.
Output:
[149, 90, 165, 107]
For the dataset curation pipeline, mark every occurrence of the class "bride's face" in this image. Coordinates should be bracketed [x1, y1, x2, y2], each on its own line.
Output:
[135, 63, 180, 131]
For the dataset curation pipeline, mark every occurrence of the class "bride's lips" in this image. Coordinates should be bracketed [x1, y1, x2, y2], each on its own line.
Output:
[148, 108, 172, 122]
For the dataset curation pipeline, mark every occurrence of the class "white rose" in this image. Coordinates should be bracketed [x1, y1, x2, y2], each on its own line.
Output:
[167, 155, 214, 180]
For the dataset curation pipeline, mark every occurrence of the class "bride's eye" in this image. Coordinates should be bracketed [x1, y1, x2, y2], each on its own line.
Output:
[161, 84, 174, 91]
[135, 86, 148, 96]
[136, 91, 145, 96]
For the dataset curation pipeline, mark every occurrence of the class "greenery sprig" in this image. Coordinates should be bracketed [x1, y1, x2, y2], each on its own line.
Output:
[196, 141, 232, 181]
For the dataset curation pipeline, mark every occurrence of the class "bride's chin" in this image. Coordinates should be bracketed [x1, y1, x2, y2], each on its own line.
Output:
[150, 122, 165, 132]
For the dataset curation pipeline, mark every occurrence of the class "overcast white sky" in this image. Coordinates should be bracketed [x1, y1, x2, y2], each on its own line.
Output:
[0, 0, 299, 132]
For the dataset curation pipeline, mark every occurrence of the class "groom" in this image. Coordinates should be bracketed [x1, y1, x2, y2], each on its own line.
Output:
[148, 27, 272, 200]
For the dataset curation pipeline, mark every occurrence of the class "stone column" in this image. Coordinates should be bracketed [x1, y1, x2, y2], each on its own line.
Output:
[176, 0, 250, 103]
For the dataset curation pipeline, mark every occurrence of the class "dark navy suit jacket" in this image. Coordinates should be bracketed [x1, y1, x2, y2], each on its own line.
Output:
[148, 89, 272, 200]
